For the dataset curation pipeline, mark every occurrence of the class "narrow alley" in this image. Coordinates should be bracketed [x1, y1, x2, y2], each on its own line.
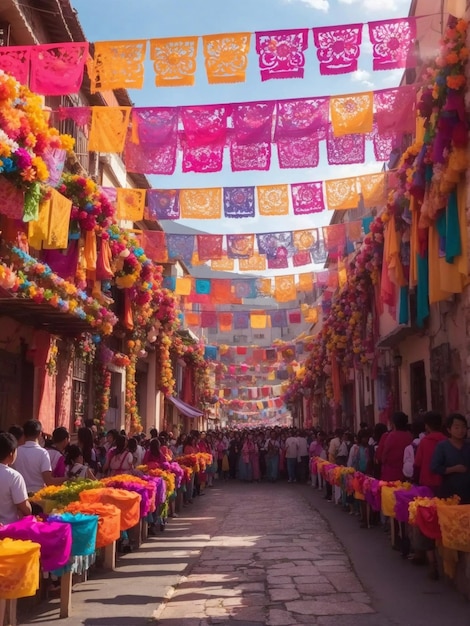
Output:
[25, 482, 469, 626]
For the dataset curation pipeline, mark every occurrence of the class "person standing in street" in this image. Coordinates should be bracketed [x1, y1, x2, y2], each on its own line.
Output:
[285, 431, 299, 483]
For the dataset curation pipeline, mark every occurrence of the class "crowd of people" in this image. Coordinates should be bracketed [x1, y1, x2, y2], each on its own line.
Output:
[1, 411, 470, 571]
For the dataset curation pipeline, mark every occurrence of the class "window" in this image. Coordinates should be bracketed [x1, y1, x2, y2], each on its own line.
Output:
[233, 335, 247, 344]
[253, 333, 265, 340]
[0, 23, 10, 46]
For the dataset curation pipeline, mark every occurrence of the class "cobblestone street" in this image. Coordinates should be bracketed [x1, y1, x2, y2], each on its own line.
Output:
[26, 481, 469, 626]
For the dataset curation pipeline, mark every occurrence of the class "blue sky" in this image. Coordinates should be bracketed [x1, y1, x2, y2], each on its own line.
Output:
[72, 0, 412, 258]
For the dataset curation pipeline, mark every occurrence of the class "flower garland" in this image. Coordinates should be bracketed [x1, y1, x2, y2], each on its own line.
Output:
[7, 247, 117, 338]
[45, 337, 59, 376]
[31, 479, 102, 507]
[125, 339, 143, 434]
[93, 361, 112, 430]
[158, 333, 174, 396]
[57, 173, 115, 235]
[74, 333, 96, 365]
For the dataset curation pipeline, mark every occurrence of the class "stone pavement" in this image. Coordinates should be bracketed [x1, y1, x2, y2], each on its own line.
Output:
[23, 481, 469, 626]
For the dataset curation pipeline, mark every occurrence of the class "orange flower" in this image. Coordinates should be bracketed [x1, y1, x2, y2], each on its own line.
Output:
[456, 20, 468, 34]
[459, 47, 469, 60]
[445, 52, 459, 65]
[447, 74, 466, 90]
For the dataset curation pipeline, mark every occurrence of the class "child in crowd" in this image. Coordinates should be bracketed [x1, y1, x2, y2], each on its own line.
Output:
[65, 445, 96, 480]
[0, 433, 31, 524]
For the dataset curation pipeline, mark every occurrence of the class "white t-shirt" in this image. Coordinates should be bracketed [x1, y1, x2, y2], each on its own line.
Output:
[12, 441, 52, 494]
[297, 437, 309, 457]
[285, 437, 299, 459]
[0, 464, 29, 524]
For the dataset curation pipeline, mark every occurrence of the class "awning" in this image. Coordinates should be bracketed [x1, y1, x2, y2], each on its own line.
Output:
[167, 396, 204, 419]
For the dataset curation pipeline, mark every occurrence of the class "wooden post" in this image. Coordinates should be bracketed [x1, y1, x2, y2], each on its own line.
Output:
[6, 599, 17, 626]
[103, 541, 116, 571]
[0, 599, 6, 626]
[59, 572, 72, 619]
[141, 520, 148, 543]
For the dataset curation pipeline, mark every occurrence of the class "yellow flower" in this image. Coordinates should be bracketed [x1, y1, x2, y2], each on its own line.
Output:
[32, 156, 49, 182]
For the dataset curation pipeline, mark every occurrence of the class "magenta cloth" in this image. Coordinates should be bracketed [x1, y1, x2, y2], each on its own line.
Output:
[275, 97, 329, 141]
[0, 176, 24, 220]
[312, 24, 363, 75]
[267, 255, 289, 269]
[30, 43, 88, 95]
[374, 86, 416, 135]
[147, 189, 180, 220]
[141, 475, 166, 507]
[233, 279, 257, 299]
[277, 136, 319, 169]
[233, 311, 250, 329]
[230, 102, 274, 172]
[41, 241, 79, 280]
[415, 506, 441, 541]
[322, 223, 346, 260]
[255, 29, 309, 81]
[394, 487, 434, 523]
[160, 461, 185, 490]
[103, 480, 155, 517]
[327, 126, 365, 165]
[363, 478, 382, 511]
[0, 46, 30, 84]
[291, 182, 325, 215]
[58, 106, 91, 127]
[223, 187, 255, 218]
[181, 138, 224, 173]
[0, 515, 72, 572]
[181, 105, 229, 147]
[372, 128, 397, 162]
[288, 311, 301, 324]
[201, 311, 218, 328]
[368, 18, 417, 71]
[257, 232, 293, 260]
[125, 137, 177, 175]
[293, 251, 312, 266]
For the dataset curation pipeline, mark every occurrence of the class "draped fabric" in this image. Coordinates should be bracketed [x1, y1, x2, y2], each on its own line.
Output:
[250, 313, 267, 329]
[175, 277, 192, 296]
[227, 234, 254, 258]
[257, 278, 272, 296]
[274, 275, 296, 302]
[223, 187, 256, 218]
[181, 105, 230, 173]
[312, 24, 363, 75]
[359, 172, 386, 209]
[185, 312, 200, 326]
[211, 279, 233, 304]
[327, 126, 365, 165]
[293, 229, 316, 251]
[195, 279, 211, 294]
[255, 29, 309, 81]
[233, 279, 257, 299]
[141, 230, 167, 262]
[230, 102, 274, 171]
[323, 223, 346, 260]
[233, 311, 250, 329]
[257, 185, 289, 216]
[197, 234, 223, 261]
[257, 232, 293, 259]
[374, 86, 416, 135]
[89, 107, 131, 153]
[202, 33, 251, 84]
[149, 37, 199, 87]
[298, 272, 314, 292]
[325, 177, 360, 211]
[218, 312, 233, 332]
[28, 198, 50, 249]
[42, 241, 79, 280]
[0, 46, 30, 84]
[166, 234, 195, 265]
[43, 148, 66, 187]
[370, 126, 397, 162]
[330, 93, 373, 136]
[277, 135, 319, 169]
[30, 43, 88, 95]
[125, 138, 177, 175]
[180, 188, 222, 219]
[212, 257, 235, 271]
[291, 182, 325, 215]
[269, 309, 288, 328]
[293, 250, 312, 266]
[368, 18, 417, 71]
[436, 504, 470, 552]
[289, 310, 301, 324]
[90, 40, 146, 92]
[42, 189, 72, 250]
[201, 311, 218, 328]
[147, 189, 180, 220]
[58, 106, 91, 127]
[346, 221, 363, 246]
[131, 107, 179, 145]
[239, 254, 266, 271]
[268, 255, 289, 269]
[116, 188, 146, 222]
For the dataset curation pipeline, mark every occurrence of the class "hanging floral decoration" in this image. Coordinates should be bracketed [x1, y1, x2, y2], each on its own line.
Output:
[74, 333, 96, 365]
[125, 338, 143, 434]
[93, 360, 112, 429]
[45, 337, 59, 376]
[0, 71, 74, 194]
[57, 174, 115, 235]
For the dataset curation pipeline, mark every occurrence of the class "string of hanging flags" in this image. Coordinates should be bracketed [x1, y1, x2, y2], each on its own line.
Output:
[53, 84, 417, 172]
[0, 17, 424, 95]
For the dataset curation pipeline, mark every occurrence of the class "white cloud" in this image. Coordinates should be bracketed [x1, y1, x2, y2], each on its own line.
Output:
[337, 0, 409, 11]
[351, 69, 374, 88]
[284, 0, 330, 11]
